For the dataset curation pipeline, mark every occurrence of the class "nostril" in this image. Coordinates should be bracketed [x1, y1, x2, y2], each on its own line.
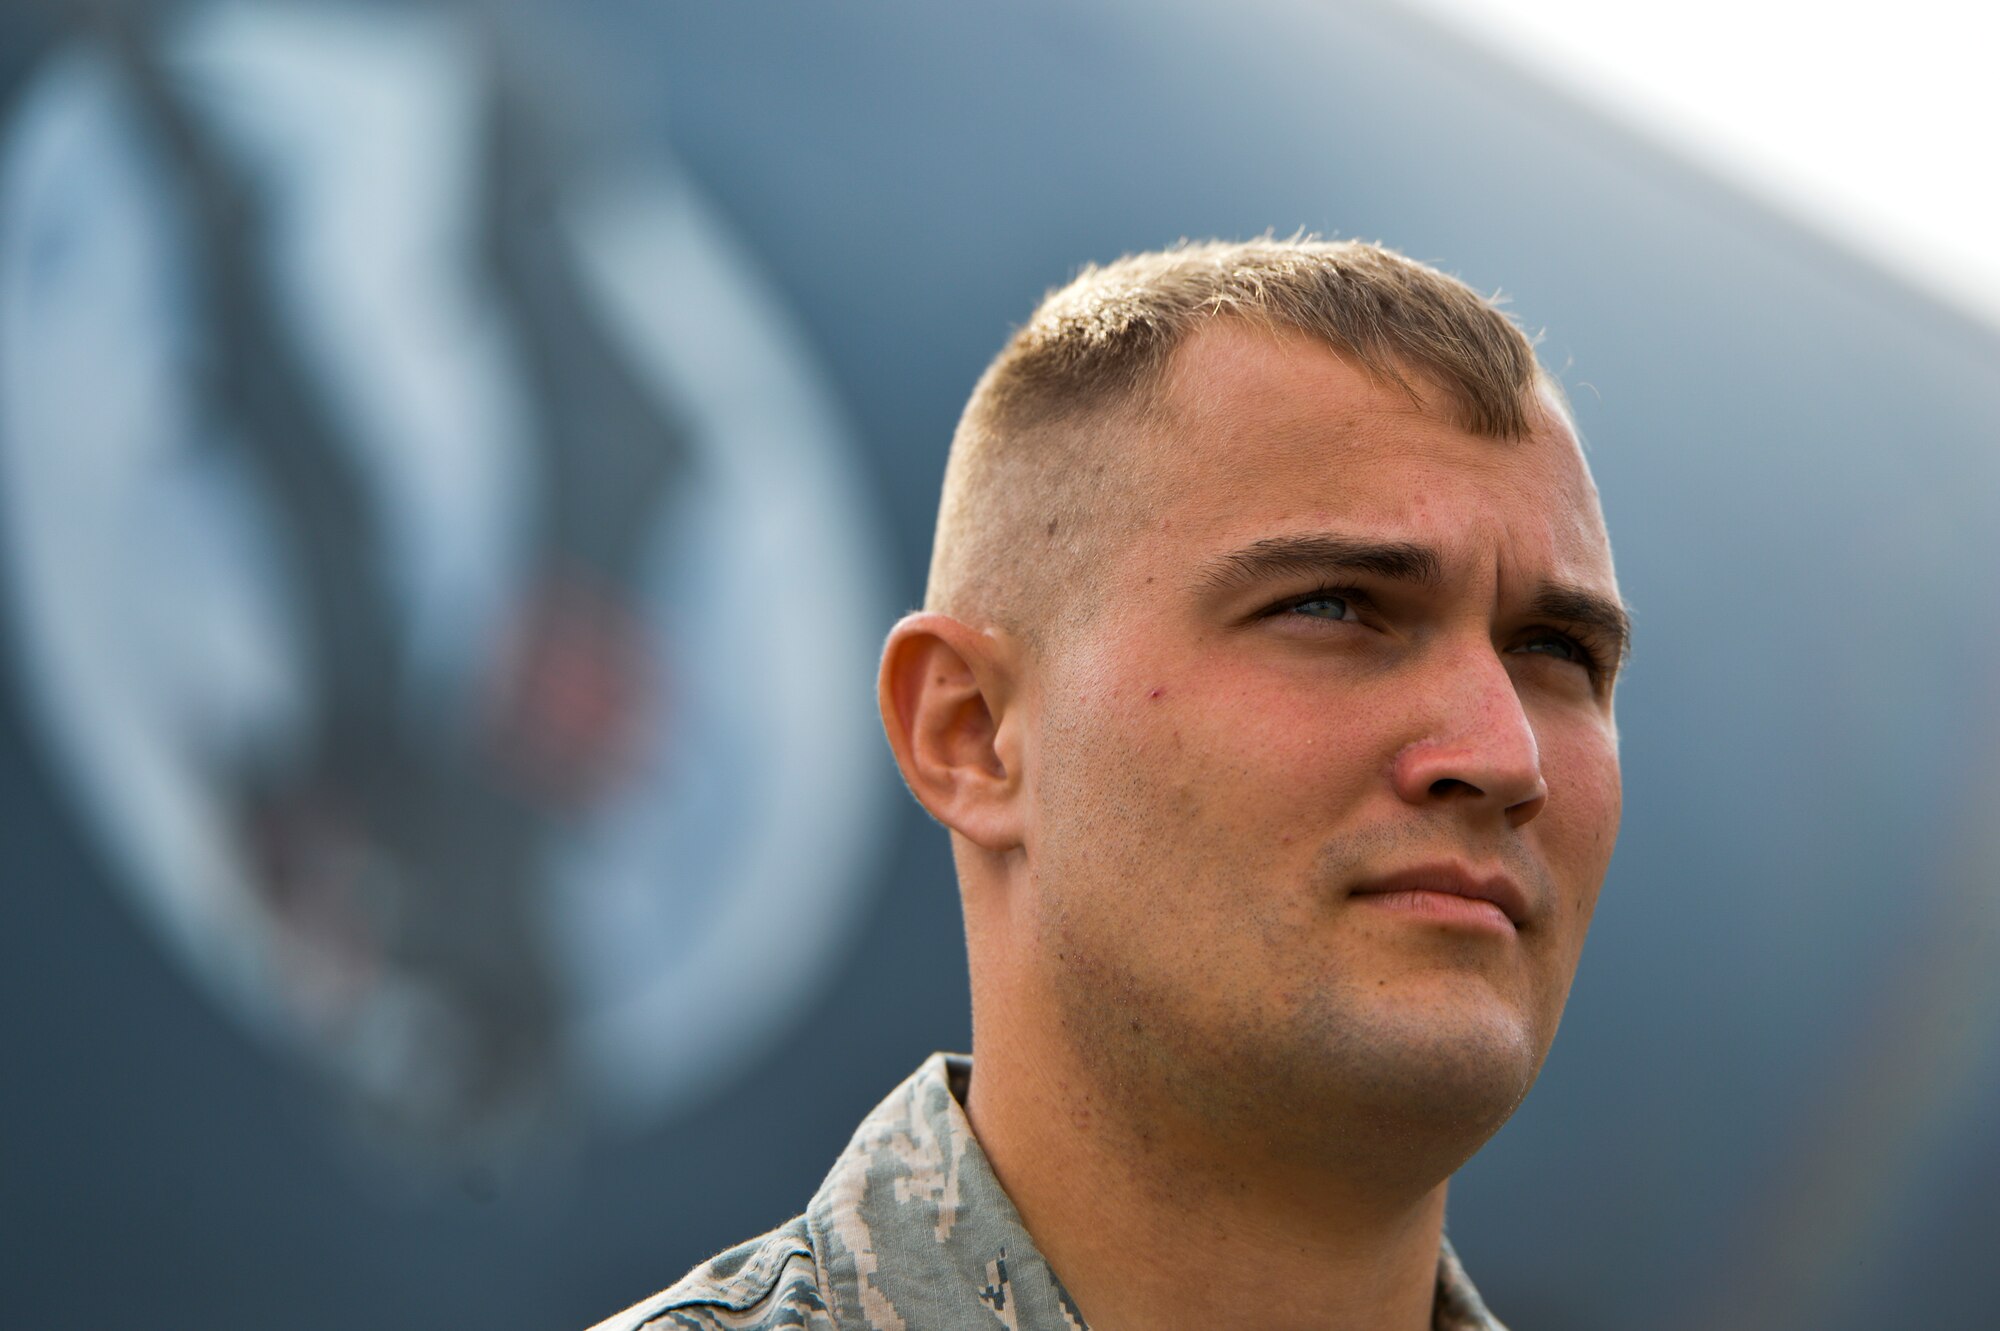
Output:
[1428, 777, 1482, 798]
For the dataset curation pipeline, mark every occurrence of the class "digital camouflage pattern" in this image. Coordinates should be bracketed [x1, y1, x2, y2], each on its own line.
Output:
[590, 1054, 1509, 1331]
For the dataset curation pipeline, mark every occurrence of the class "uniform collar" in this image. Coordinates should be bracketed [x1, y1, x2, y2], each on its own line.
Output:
[805, 1053, 1508, 1331]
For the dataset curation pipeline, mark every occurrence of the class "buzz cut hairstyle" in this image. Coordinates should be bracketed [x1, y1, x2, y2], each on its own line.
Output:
[925, 236, 1565, 647]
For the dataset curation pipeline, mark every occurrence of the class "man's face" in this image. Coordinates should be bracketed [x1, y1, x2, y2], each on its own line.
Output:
[1024, 322, 1624, 1160]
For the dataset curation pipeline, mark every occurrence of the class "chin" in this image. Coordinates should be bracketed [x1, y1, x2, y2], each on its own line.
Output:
[1275, 984, 1549, 1149]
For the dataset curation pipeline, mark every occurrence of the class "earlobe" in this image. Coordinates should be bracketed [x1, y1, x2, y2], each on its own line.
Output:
[878, 612, 1027, 852]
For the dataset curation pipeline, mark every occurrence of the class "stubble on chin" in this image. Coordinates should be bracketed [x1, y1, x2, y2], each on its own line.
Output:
[1033, 831, 1551, 1186]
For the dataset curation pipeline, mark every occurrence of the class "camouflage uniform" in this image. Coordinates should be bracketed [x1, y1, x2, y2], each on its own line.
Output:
[590, 1054, 1509, 1331]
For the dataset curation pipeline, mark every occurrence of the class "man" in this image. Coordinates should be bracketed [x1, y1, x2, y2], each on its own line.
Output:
[593, 238, 1628, 1331]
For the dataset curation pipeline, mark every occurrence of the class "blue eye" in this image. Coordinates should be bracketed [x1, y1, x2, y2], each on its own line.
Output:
[1519, 632, 1595, 671]
[1289, 594, 1356, 622]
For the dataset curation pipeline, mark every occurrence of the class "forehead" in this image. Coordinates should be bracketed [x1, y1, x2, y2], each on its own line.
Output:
[1133, 322, 1615, 589]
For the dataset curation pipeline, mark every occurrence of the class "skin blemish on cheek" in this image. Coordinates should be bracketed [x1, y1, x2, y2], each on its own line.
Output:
[1046, 519, 1058, 537]
[1149, 688, 1165, 700]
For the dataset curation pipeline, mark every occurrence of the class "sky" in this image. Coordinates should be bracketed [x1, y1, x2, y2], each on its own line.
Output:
[1408, 0, 2000, 329]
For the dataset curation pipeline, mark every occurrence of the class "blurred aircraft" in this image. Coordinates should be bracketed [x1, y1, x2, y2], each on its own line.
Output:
[2, 3, 1996, 1329]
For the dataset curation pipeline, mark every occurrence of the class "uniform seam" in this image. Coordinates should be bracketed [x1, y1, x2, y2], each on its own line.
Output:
[802, 1185, 842, 1323]
[630, 1237, 816, 1328]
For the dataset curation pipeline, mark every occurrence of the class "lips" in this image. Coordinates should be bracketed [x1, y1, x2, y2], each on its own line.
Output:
[1347, 863, 1530, 929]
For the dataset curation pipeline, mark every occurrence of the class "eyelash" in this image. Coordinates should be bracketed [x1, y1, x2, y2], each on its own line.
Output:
[1269, 584, 1373, 622]
[1521, 629, 1606, 679]
[1267, 584, 1610, 681]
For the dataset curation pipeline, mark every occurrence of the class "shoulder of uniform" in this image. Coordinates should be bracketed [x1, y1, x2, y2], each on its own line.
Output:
[585, 1215, 831, 1331]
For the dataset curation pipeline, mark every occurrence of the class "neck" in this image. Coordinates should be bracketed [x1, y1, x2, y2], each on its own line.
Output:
[964, 1021, 1452, 1331]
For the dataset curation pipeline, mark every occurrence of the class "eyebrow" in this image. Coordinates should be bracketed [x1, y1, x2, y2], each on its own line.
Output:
[1197, 534, 1445, 592]
[1197, 531, 1634, 668]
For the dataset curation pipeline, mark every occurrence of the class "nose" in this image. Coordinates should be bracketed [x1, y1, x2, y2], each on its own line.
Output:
[1390, 648, 1548, 829]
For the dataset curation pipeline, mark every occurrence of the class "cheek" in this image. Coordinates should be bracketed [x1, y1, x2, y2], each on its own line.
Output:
[1040, 663, 1358, 895]
[1156, 666, 1396, 829]
[1535, 721, 1623, 915]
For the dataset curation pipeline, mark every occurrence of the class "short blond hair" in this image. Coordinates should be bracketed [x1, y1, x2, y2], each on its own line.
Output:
[927, 237, 1559, 645]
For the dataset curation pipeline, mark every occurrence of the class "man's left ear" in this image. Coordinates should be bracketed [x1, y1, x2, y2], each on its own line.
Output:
[876, 612, 1028, 853]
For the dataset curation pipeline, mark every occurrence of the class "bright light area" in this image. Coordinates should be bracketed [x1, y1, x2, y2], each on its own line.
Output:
[1407, 0, 2000, 327]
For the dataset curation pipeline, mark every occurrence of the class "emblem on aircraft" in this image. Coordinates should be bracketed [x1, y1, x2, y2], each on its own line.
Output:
[0, 0, 893, 1164]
